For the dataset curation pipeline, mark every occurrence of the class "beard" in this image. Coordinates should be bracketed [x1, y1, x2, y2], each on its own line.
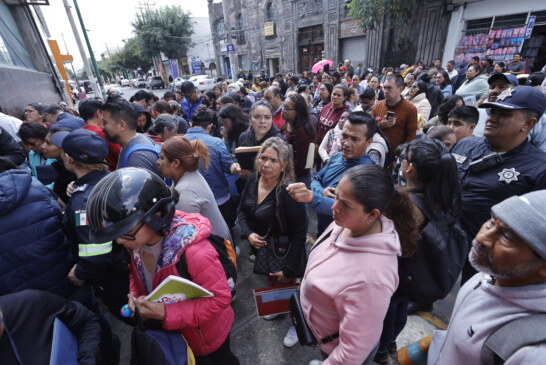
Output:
[104, 130, 120, 144]
[468, 239, 542, 279]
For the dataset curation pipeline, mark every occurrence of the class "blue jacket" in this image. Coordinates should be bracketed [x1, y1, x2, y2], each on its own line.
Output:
[0, 170, 73, 297]
[182, 97, 203, 122]
[185, 127, 235, 203]
[310, 152, 374, 216]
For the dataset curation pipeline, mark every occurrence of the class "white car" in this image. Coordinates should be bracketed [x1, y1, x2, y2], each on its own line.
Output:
[189, 75, 215, 92]
[120, 79, 131, 87]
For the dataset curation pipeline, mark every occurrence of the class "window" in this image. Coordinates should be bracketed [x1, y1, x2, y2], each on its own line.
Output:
[216, 19, 227, 40]
[238, 54, 249, 70]
[265, 2, 276, 21]
[0, 2, 35, 69]
[236, 13, 246, 44]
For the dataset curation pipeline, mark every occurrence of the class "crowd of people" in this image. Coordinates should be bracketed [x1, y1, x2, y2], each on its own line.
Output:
[1, 53, 546, 365]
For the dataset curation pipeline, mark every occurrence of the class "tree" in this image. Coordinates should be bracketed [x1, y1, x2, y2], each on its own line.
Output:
[346, 0, 418, 32]
[132, 5, 194, 60]
[119, 37, 153, 72]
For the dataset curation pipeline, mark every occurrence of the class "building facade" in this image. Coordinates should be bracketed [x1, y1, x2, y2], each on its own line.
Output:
[208, 0, 452, 78]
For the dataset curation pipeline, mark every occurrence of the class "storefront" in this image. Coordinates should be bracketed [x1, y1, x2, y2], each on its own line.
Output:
[442, 1, 546, 71]
[339, 19, 366, 67]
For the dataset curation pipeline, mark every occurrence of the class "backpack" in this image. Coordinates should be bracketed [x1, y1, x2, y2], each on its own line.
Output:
[176, 234, 238, 297]
[402, 193, 469, 303]
[120, 141, 161, 168]
[481, 313, 546, 364]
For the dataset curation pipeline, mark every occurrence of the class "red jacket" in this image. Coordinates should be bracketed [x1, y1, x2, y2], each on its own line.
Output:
[82, 125, 121, 171]
[129, 211, 234, 356]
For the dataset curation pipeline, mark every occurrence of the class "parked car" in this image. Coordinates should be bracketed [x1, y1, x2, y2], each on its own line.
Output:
[80, 80, 92, 93]
[189, 75, 215, 92]
[147, 76, 165, 90]
[169, 76, 188, 91]
[120, 79, 131, 87]
[136, 78, 147, 88]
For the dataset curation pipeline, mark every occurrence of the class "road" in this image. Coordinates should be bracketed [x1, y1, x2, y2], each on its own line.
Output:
[104, 85, 171, 100]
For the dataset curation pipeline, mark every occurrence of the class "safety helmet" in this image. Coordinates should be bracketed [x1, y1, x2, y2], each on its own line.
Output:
[87, 167, 175, 243]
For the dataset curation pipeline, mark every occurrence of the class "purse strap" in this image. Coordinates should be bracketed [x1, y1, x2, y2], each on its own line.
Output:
[310, 228, 334, 253]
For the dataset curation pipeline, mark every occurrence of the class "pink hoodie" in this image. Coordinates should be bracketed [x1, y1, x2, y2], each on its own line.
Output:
[301, 215, 401, 364]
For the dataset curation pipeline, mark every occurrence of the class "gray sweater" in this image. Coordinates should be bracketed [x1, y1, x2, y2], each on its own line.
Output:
[173, 170, 232, 242]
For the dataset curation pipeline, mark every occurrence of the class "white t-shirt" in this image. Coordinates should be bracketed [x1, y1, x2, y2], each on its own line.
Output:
[0, 113, 22, 142]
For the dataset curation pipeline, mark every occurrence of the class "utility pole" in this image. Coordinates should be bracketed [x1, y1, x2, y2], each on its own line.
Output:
[72, 0, 104, 93]
[103, 43, 111, 57]
[62, 0, 101, 98]
[61, 32, 80, 87]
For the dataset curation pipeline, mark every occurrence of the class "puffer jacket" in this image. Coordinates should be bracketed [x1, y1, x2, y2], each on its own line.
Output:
[129, 211, 234, 357]
[0, 169, 73, 296]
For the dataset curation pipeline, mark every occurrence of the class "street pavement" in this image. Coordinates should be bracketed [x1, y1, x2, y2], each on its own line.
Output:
[109, 207, 458, 364]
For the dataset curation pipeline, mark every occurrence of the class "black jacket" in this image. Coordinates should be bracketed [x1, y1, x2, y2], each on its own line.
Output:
[238, 124, 283, 148]
[0, 289, 100, 365]
[0, 126, 25, 166]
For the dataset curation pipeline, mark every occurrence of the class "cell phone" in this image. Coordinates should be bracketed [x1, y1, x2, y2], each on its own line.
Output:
[387, 111, 395, 120]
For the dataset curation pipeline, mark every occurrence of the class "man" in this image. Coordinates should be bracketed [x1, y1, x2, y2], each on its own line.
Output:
[447, 106, 479, 142]
[78, 99, 121, 170]
[483, 58, 494, 75]
[451, 86, 546, 283]
[275, 73, 289, 95]
[259, 69, 269, 83]
[428, 190, 546, 364]
[132, 89, 152, 109]
[371, 74, 418, 156]
[163, 91, 176, 102]
[446, 60, 458, 80]
[287, 111, 376, 234]
[285, 75, 299, 96]
[237, 68, 246, 80]
[455, 64, 489, 104]
[470, 56, 480, 66]
[505, 53, 525, 75]
[101, 98, 160, 174]
[43, 103, 84, 130]
[263, 86, 285, 129]
[356, 88, 376, 112]
[180, 81, 203, 122]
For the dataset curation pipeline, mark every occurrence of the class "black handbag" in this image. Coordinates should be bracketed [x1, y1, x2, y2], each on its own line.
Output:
[253, 235, 291, 275]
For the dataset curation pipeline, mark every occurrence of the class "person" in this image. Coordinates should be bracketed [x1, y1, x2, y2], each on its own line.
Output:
[402, 74, 415, 99]
[132, 89, 153, 109]
[505, 53, 525, 75]
[237, 68, 246, 80]
[407, 80, 432, 126]
[146, 114, 179, 144]
[17, 122, 56, 179]
[163, 91, 176, 102]
[416, 72, 444, 119]
[168, 100, 191, 134]
[158, 136, 232, 242]
[368, 75, 385, 101]
[275, 73, 289, 95]
[428, 190, 546, 364]
[218, 104, 249, 155]
[133, 103, 154, 134]
[285, 75, 299, 96]
[259, 69, 269, 83]
[301, 92, 319, 130]
[237, 100, 283, 152]
[263, 86, 285, 130]
[312, 82, 333, 115]
[23, 103, 46, 126]
[0, 126, 25, 166]
[318, 110, 349, 165]
[446, 60, 458, 80]
[435, 70, 453, 98]
[356, 87, 376, 112]
[0, 157, 73, 297]
[43, 103, 84, 130]
[300, 164, 418, 365]
[180, 81, 203, 122]
[423, 95, 464, 130]
[0, 109, 22, 143]
[447, 105, 478, 142]
[426, 125, 457, 151]
[483, 58, 494, 75]
[316, 85, 350, 150]
[237, 137, 308, 348]
[0, 289, 101, 364]
[282, 93, 316, 186]
[217, 94, 235, 111]
[288, 111, 376, 234]
[351, 74, 364, 94]
[451, 86, 546, 284]
[371, 75, 418, 157]
[493, 61, 505, 74]
[455, 64, 489, 104]
[86, 167, 239, 364]
[101, 97, 160, 174]
[78, 98, 121, 170]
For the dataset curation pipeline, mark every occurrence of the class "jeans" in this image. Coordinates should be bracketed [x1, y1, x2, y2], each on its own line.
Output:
[377, 295, 409, 354]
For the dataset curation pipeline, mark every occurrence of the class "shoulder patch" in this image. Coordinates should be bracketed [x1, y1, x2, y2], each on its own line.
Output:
[75, 210, 88, 226]
[452, 153, 467, 164]
[73, 184, 89, 193]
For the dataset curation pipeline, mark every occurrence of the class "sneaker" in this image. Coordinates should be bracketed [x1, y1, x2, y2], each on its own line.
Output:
[249, 254, 255, 263]
[387, 341, 397, 355]
[263, 313, 281, 320]
[373, 351, 388, 365]
[283, 325, 298, 348]
[309, 361, 322, 365]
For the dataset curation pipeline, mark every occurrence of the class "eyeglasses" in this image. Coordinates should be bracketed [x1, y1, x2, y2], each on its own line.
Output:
[282, 104, 296, 111]
[24, 109, 35, 113]
[119, 222, 145, 241]
[410, 85, 419, 89]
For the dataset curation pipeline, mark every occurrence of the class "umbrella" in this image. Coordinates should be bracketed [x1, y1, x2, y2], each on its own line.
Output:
[311, 60, 334, 74]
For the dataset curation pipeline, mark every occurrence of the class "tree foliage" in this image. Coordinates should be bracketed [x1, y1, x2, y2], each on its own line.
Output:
[346, 0, 418, 31]
[132, 5, 194, 60]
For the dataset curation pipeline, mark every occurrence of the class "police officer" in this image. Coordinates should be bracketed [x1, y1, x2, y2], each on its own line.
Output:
[451, 86, 546, 283]
[53, 129, 130, 320]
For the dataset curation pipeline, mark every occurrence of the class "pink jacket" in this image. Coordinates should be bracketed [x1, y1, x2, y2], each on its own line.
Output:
[301, 216, 401, 364]
[129, 211, 234, 356]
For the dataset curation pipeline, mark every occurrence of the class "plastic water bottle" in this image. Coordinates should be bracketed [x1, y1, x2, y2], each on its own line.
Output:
[396, 335, 432, 365]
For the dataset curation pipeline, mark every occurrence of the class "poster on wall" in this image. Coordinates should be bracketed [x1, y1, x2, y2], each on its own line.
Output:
[454, 26, 526, 64]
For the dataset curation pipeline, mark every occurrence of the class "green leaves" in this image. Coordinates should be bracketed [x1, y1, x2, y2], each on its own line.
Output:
[347, 0, 418, 32]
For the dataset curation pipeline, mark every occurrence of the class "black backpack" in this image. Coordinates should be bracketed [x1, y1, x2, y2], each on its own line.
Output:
[402, 193, 469, 303]
[175, 234, 238, 297]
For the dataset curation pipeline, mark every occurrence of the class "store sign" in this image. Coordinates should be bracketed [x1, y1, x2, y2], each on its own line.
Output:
[226, 44, 235, 53]
[339, 19, 366, 39]
[524, 16, 536, 39]
[264, 21, 276, 37]
[192, 61, 202, 75]
[169, 59, 179, 78]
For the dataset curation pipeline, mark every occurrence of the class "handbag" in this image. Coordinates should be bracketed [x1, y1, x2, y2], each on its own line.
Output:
[253, 234, 291, 275]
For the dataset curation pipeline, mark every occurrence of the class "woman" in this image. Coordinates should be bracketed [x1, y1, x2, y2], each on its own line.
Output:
[368, 75, 385, 101]
[146, 114, 178, 144]
[346, 87, 358, 110]
[435, 70, 453, 98]
[251, 77, 262, 93]
[87, 168, 239, 364]
[312, 82, 333, 115]
[213, 84, 223, 98]
[216, 94, 235, 111]
[237, 137, 308, 348]
[375, 139, 460, 364]
[168, 100, 190, 134]
[281, 93, 316, 186]
[408, 80, 432, 131]
[455, 64, 489, 104]
[299, 164, 418, 365]
[493, 61, 505, 74]
[134, 103, 153, 134]
[402, 74, 415, 99]
[23, 103, 46, 126]
[218, 103, 249, 156]
[318, 110, 349, 165]
[158, 136, 232, 241]
[316, 84, 349, 148]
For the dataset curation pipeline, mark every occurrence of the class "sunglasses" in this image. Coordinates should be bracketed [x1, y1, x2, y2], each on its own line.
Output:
[119, 222, 145, 241]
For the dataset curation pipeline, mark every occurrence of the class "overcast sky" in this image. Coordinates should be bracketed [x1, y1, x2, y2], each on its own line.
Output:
[41, 0, 212, 70]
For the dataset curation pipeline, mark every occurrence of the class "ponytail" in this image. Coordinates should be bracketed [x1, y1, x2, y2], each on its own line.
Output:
[383, 189, 420, 258]
[189, 139, 209, 171]
[161, 136, 210, 172]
